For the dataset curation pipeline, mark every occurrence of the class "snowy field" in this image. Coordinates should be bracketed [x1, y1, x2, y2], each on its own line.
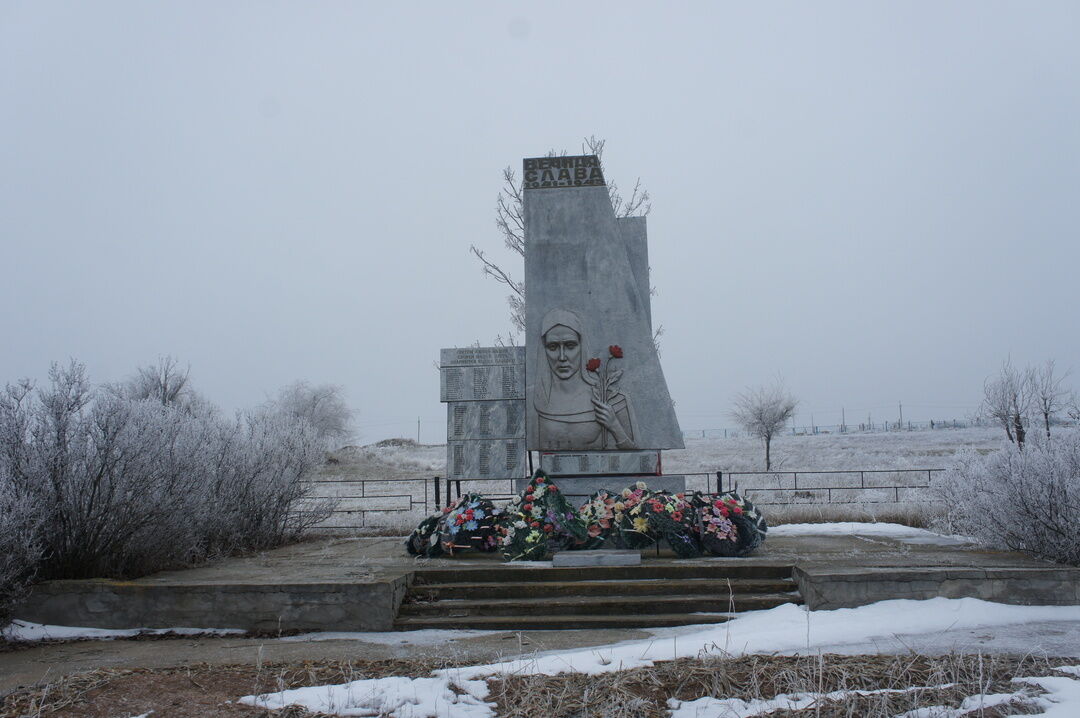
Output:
[333, 426, 1011, 479]
[664, 426, 1010, 474]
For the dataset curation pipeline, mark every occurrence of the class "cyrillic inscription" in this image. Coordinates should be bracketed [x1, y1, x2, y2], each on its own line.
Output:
[523, 155, 605, 190]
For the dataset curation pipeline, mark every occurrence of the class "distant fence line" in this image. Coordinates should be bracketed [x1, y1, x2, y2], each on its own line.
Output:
[684, 418, 989, 440]
[304, 468, 946, 531]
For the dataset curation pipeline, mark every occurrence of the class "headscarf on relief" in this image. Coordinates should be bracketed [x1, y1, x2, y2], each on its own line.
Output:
[534, 308, 598, 413]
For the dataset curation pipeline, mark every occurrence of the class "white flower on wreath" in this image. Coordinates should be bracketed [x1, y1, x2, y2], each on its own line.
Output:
[514, 520, 527, 529]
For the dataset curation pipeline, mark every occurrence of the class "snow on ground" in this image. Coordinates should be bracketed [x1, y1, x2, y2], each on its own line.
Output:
[0, 620, 244, 642]
[335, 427, 1015, 479]
[665, 426, 1015, 474]
[279, 629, 501, 645]
[239, 598, 1080, 718]
[769, 522, 975, 545]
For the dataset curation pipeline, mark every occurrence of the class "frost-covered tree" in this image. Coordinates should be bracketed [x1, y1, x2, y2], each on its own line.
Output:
[125, 355, 192, 406]
[1032, 359, 1071, 439]
[731, 380, 798, 470]
[471, 136, 652, 337]
[0, 471, 43, 626]
[935, 431, 1080, 566]
[983, 359, 1035, 448]
[266, 381, 353, 446]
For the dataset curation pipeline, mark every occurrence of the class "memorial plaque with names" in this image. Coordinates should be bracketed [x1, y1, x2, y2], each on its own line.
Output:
[440, 346, 526, 480]
[540, 450, 661, 477]
[440, 365, 524, 402]
[447, 439, 525, 480]
[446, 400, 525, 441]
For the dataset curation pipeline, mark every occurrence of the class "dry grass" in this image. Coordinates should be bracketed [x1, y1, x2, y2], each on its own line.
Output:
[765, 504, 941, 529]
[0, 656, 473, 717]
[487, 653, 1064, 718]
[4, 653, 1072, 717]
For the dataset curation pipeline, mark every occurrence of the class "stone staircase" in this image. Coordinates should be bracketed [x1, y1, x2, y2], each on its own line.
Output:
[394, 563, 802, 630]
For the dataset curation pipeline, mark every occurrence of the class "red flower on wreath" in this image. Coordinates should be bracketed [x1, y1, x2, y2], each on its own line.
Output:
[586, 358, 602, 372]
[672, 511, 683, 521]
[523, 503, 533, 512]
[608, 345, 623, 359]
[530, 520, 540, 528]
[543, 523, 553, 532]
[525, 485, 534, 494]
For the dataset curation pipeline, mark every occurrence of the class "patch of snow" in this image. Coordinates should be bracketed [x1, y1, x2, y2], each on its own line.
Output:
[768, 522, 974, 545]
[894, 690, 1033, 718]
[279, 629, 501, 645]
[670, 685, 954, 718]
[1, 619, 244, 642]
[1015, 668, 1080, 717]
[240, 599, 1080, 717]
[242, 674, 492, 718]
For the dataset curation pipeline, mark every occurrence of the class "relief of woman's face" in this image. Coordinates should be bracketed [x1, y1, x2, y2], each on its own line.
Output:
[544, 325, 581, 380]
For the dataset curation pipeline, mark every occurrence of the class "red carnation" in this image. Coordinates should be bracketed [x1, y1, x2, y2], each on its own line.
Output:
[536, 476, 544, 483]
[608, 345, 623, 359]
[543, 523, 553, 532]
[733, 506, 743, 515]
[530, 520, 540, 528]
[526, 485, 534, 494]
[586, 358, 602, 372]
[672, 511, 683, 521]
[523, 503, 533, 512]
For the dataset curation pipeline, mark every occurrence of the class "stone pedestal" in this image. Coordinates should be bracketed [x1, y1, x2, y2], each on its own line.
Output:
[553, 550, 641, 567]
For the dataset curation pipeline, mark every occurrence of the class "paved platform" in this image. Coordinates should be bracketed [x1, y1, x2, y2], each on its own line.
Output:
[14, 528, 1080, 633]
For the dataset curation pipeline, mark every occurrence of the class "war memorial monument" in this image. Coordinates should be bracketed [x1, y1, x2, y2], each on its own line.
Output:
[441, 155, 685, 504]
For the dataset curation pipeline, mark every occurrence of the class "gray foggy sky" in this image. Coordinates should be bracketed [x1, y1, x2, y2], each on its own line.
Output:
[2, 2, 1078, 442]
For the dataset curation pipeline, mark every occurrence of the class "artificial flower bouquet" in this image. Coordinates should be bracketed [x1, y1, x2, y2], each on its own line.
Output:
[692, 491, 767, 557]
[498, 470, 588, 561]
[405, 493, 502, 558]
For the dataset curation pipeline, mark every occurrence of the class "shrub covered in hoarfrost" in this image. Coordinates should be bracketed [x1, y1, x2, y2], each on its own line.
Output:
[0, 476, 43, 626]
[934, 430, 1080, 565]
[0, 361, 333, 590]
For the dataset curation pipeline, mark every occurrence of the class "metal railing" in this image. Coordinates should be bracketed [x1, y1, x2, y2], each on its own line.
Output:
[305, 468, 945, 529]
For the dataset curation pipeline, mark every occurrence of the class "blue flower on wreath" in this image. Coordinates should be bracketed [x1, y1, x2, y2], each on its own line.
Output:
[465, 520, 478, 530]
[473, 509, 486, 520]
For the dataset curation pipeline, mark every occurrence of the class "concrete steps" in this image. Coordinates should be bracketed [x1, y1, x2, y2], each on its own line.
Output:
[394, 562, 802, 630]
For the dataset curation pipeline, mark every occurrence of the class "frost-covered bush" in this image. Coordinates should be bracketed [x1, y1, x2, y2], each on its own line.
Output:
[934, 430, 1080, 565]
[0, 361, 332, 583]
[0, 476, 43, 626]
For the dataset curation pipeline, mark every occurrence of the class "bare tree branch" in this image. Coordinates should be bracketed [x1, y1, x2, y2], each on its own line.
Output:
[480, 137, 652, 338]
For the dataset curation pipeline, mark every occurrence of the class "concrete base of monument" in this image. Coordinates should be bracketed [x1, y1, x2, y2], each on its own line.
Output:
[552, 550, 641, 567]
[13, 531, 1080, 634]
[517, 474, 687, 504]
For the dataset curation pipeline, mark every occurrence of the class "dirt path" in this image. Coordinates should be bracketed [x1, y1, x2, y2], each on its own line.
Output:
[1, 627, 649, 697]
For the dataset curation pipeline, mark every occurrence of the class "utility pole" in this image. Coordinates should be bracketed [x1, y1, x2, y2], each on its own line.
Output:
[417, 416, 421, 443]
[898, 401, 903, 429]
[841, 407, 846, 432]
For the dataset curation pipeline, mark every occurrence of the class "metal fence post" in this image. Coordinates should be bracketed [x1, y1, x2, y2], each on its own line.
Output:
[434, 476, 441, 508]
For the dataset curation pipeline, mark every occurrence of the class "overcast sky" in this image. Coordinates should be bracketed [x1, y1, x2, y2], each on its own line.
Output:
[3, 2, 1078, 443]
